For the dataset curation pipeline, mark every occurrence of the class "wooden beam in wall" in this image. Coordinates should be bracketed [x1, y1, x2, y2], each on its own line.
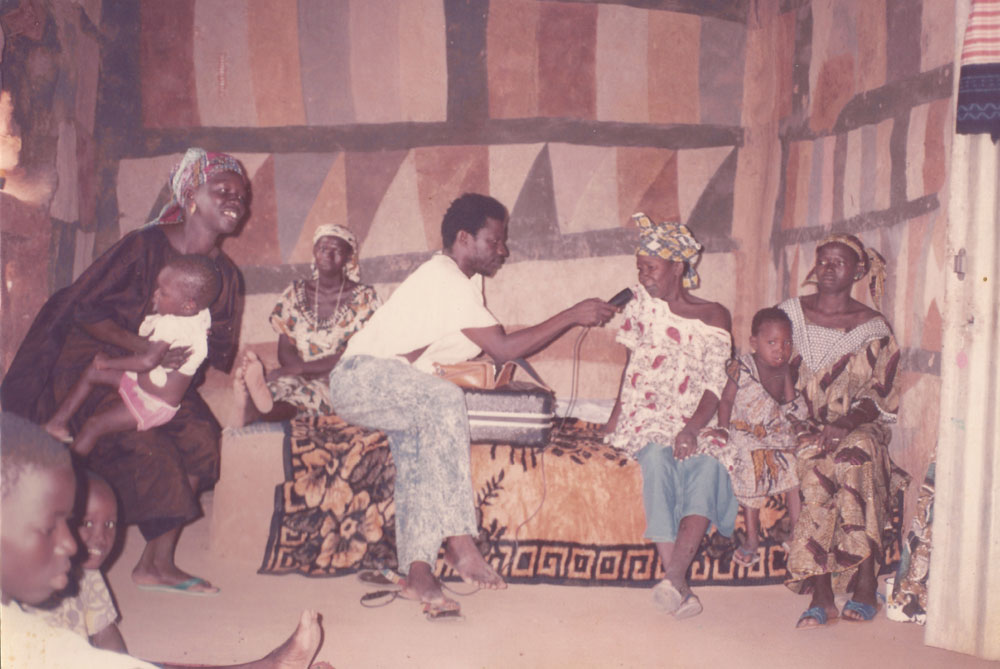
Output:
[549, 0, 749, 24]
[121, 120, 742, 158]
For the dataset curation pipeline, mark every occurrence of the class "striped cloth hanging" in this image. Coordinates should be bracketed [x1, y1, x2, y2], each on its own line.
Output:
[957, 0, 1000, 139]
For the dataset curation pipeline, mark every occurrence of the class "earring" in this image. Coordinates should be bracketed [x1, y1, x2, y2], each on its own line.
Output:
[188, 201, 197, 216]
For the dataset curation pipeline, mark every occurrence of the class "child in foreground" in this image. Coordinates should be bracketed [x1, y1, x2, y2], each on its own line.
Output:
[701, 307, 803, 567]
[44, 254, 218, 456]
[27, 470, 128, 653]
[0, 412, 331, 669]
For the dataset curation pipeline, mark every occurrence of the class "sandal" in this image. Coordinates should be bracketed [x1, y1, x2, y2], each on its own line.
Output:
[796, 606, 835, 630]
[674, 592, 703, 620]
[652, 579, 683, 614]
[732, 545, 761, 568]
[842, 599, 878, 622]
[423, 598, 464, 622]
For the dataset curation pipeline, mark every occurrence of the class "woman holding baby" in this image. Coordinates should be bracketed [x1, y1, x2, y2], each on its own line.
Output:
[2, 147, 249, 595]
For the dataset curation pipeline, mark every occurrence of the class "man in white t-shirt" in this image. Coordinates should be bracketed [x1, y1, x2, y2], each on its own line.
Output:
[330, 193, 616, 616]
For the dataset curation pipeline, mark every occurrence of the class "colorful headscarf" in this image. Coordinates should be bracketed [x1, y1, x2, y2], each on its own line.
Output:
[633, 212, 703, 289]
[152, 148, 248, 225]
[311, 224, 360, 282]
[803, 233, 887, 308]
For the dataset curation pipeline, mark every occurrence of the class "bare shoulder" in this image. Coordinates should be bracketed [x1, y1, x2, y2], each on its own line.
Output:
[849, 300, 883, 328]
[692, 297, 731, 332]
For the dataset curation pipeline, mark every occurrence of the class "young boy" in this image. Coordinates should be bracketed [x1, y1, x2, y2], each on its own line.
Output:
[0, 412, 155, 668]
[44, 254, 219, 456]
[702, 307, 803, 567]
[27, 471, 128, 653]
[0, 412, 331, 669]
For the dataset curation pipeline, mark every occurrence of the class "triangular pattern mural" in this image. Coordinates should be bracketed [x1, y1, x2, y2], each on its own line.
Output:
[508, 144, 560, 260]
[116, 143, 739, 271]
[361, 153, 430, 259]
[273, 153, 340, 263]
[547, 143, 618, 233]
[290, 154, 349, 265]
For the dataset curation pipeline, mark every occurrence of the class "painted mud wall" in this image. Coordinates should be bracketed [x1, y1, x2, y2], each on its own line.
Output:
[754, 0, 954, 512]
[1, 0, 952, 512]
[107, 0, 748, 402]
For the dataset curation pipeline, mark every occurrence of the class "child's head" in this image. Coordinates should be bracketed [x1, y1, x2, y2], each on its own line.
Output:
[153, 254, 221, 316]
[78, 471, 119, 571]
[0, 413, 77, 606]
[750, 307, 793, 368]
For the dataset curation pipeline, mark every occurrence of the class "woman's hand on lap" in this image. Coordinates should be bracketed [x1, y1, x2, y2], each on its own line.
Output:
[818, 423, 850, 452]
[674, 430, 698, 459]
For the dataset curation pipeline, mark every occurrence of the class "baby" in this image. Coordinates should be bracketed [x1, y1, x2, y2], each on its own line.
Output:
[44, 254, 218, 456]
[702, 307, 803, 567]
[28, 471, 128, 653]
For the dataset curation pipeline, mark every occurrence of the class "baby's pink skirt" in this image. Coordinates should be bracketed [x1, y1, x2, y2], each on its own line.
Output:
[118, 372, 178, 431]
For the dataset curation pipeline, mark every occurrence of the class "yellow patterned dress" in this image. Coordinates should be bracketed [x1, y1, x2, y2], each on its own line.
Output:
[779, 297, 910, 594]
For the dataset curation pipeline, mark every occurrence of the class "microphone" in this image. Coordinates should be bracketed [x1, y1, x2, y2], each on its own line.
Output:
[608, 288, 634, 308]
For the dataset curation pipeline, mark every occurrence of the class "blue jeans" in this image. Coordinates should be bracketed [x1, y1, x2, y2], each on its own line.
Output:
[328, 356, 477, 571]
[636, 443, 737, 542]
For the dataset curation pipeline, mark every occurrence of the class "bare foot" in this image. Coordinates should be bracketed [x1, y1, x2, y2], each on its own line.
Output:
[229, 352, 264, 428]
[243, 351, 274, 414]
[444, 535, 506, 589]
[259, 610, 324, 669]
[43, 421, 73, 444]
[397, 562, 447, 604]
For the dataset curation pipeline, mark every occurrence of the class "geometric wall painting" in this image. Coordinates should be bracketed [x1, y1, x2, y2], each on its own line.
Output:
[273, 153, 339, 262]
[685, 148, 737, 237]
[677, 146, 733, 224]
[489, 143, 546, 215]
[289, 154, 349, 265]
[508, 144, 560, 259]
[359, 153, 430, 259]
[548, 143, 619, 234]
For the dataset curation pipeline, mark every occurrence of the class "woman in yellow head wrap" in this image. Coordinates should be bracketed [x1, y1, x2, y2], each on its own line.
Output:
[605, 213, 734, 620]
[778, 233, 908, 629]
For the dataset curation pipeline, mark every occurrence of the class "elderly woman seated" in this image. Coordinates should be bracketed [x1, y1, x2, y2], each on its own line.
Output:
[233, 224, 380, 425]
[604, 214, 736, 620]
[779, 234, 909, 629]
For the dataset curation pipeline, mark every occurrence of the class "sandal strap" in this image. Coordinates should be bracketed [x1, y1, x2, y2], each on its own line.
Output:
[797, 606, 828, 626]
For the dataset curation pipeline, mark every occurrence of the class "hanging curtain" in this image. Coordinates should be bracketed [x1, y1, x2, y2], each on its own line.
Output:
[955, 0, 1000, 139]
[925, 1, 1000, 660]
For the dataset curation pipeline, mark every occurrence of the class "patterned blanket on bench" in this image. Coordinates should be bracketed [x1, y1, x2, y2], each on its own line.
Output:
[260, 415, 901, 586]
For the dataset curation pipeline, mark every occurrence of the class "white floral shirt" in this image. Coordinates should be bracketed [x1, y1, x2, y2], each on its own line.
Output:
[608, 284, 732, 458]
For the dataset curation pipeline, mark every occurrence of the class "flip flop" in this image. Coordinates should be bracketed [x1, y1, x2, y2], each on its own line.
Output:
[732, 545, 761, 568]
[423, 599, 464, 622]
[136, 577, 219, 596]
[842, 599, 878, 622]
[357, 570, 396, 586]
[388, 575, 465, 622]
[674, 592, 703, 620]
[796, 606, 835, 630]
[652, 579, 683, 614]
